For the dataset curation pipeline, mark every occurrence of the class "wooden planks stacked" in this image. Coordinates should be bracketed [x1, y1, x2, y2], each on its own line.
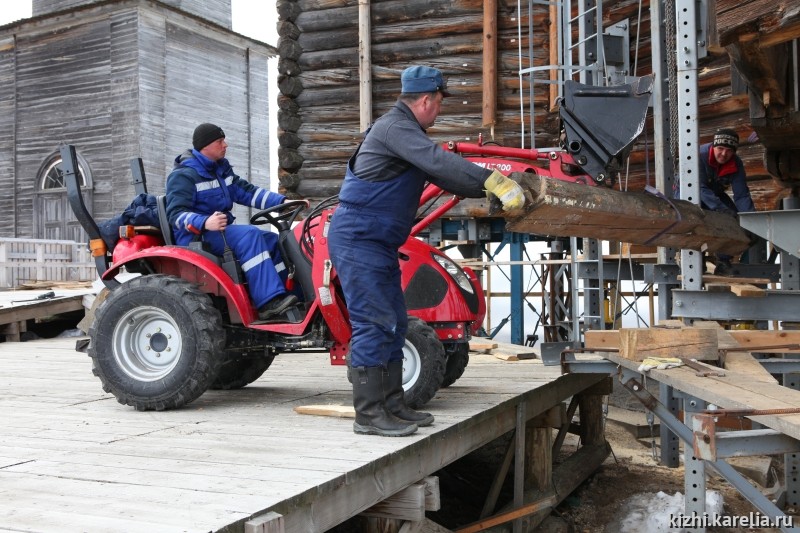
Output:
[585, 321, 800, 384]
[504, 172, 753, 255]
[469, 338, 538, 361]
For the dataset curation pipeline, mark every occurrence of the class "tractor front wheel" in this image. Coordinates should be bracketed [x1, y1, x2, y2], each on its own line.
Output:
[441, 342, 469, 388]
[89, 275, 225, 410]
[401, 317, 446, 408]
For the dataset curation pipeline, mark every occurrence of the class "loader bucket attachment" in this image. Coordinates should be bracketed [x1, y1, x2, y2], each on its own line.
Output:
[558, 74, 654, 184]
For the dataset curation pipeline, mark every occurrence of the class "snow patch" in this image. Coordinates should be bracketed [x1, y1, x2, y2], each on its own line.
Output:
[614, 490, 724, 532]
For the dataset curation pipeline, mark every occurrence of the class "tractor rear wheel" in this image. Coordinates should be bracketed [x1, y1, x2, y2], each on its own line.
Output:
[89, 275, 225, 411]
[211, 353, 275, 390]
[402, 317, 446, 408]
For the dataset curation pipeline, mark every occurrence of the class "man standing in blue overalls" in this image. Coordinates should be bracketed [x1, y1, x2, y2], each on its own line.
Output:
[328, 66, 527, 437]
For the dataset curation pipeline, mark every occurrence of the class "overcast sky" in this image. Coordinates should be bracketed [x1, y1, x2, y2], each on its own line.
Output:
[0, 1, 276, 44]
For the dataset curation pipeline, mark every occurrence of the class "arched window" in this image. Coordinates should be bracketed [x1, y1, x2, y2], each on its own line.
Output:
[38, 152, 90, 190]
[35, 150, 93, 241]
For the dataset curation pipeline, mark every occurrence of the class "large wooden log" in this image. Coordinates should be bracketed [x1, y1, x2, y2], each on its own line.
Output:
[504, 172, 752, 255]
[716, 0, 800, 48]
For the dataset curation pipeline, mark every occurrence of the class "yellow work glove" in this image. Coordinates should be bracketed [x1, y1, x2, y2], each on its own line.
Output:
[637, 357, 683, 373]
[484, 170, 526, 212]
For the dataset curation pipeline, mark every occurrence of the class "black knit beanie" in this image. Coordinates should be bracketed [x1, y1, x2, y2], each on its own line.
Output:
[192, 123, 225, 151]
[713, 128, 739, 151]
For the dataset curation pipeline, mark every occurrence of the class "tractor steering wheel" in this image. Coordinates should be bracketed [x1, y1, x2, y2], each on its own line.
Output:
[249, 200, 308, 229]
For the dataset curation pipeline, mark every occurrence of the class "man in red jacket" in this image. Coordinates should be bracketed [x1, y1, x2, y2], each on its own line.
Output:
[698, 129, 754, 215]
[698, 128, 756, 272]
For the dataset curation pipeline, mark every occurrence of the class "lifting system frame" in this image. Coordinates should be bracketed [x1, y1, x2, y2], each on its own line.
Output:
[419, 0, 800, 530]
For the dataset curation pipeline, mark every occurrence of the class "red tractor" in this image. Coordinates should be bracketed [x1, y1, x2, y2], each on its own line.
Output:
[63, 146, 486, 411]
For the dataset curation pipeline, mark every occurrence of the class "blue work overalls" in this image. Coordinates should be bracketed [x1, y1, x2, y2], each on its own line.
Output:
[169, 154, 289, 310]
[328, 156, 427, 368]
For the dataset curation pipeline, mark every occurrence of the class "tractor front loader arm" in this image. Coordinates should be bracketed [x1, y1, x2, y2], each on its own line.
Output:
[61, 144, 118, 288]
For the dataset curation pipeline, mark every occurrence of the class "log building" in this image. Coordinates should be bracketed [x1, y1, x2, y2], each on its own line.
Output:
[0, 0, 275, 241]
[275, 0, 792, 212]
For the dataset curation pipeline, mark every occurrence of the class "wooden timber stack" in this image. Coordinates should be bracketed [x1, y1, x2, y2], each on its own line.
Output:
[504, 172, 752, 255]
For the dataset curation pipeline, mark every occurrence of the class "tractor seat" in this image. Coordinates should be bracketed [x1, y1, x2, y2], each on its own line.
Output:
[156, 194, 221, 265]
[156, 195, 174, 246]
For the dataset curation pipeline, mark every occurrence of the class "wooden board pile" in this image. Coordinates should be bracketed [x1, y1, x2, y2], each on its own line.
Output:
[468, 338, 538, 361]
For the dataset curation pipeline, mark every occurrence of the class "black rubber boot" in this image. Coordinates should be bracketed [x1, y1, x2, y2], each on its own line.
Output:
[352, 366, 418, 437]
[258, 294, 298, 320]
[385, 360, 434, 427]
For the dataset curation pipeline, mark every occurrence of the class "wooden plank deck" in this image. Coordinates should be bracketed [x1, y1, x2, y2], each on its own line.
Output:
[601, 350, 800, 441]
[0, 285, 95, 341]
[0, 337, 604, 533]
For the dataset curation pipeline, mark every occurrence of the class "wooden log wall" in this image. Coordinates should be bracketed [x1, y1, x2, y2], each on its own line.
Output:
[715, 0, 800, 188]
[276, 0, 558, 200]
[276, 0, 786, 212]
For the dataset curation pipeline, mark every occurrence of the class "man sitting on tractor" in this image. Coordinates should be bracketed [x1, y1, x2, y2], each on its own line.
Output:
[166, 123, 298, 320]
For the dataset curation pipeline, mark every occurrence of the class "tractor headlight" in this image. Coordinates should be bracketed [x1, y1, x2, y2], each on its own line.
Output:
[432, 253, 474, 294]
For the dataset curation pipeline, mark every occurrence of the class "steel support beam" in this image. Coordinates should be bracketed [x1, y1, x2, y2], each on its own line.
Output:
[509, 233, 527, 345]
[660, 383, 681, 467]
[739, 211, 800, 260]
[672, 290, 800, 321]
[644, 263, 780, 284]
[693, 415, 800, 461]
[684, 396, 708, 524]
[757, 360, 800, 374]
[621, 376, 798, 532]
[649, 0, 676, 323]
[676, 0, 703, 294]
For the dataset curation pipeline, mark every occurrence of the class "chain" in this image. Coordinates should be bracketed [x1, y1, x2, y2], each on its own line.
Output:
[665, 0, 679, 194]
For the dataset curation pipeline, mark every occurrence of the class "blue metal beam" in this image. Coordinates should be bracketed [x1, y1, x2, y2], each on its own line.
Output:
[508, 233, 528, 345]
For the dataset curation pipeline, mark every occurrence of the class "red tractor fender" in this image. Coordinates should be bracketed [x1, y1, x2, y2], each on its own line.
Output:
[101, 245, 256, 324]
[463, 265, 487, 335]
[308, 209, 351, 360]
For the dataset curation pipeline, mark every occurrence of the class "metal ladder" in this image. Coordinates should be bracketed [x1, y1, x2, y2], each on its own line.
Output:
[516, 0, 607, 148]
[517, 0, 611, 343]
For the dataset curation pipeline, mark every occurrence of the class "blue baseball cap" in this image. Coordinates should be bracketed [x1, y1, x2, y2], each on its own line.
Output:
[400, 66, 451, 97]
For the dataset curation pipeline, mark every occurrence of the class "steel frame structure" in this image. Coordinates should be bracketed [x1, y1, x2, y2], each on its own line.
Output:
[546, 1, 800, 529]
[560, 354, 800, 532]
